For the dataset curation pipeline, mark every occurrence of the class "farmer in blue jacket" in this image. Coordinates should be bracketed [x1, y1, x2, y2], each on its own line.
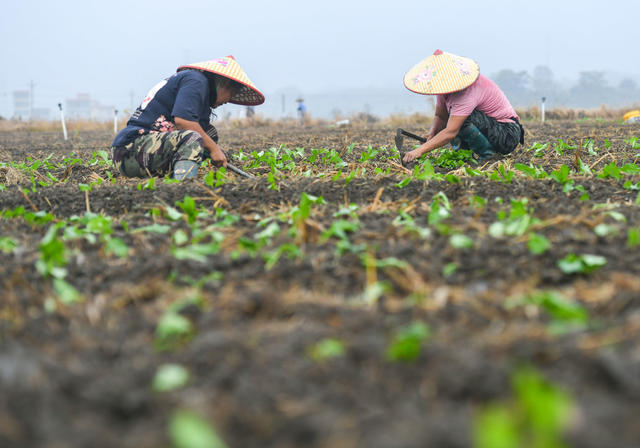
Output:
[110, 56, 264, 180]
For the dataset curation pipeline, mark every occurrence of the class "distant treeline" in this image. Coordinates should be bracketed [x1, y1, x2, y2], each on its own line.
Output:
[491, 66, 640, 109]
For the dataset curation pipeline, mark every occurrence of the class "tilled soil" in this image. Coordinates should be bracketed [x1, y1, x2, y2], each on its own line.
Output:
[1, 120, 640, 448]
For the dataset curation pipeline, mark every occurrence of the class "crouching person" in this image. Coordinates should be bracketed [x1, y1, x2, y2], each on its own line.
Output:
[402, 50, 524, 163]
[111, 55, 264, 180]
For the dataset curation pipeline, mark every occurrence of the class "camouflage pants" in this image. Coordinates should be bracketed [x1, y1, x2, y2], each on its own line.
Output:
[460, 110, 524, 154]
[110, 130, 205, 178]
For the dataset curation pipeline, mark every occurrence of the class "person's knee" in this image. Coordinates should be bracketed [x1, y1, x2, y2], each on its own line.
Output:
[182, 130, 204, 146]
[175, 130, 206, 163]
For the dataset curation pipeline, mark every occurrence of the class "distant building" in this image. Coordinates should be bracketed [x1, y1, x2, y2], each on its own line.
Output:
[66, 93, 114, 121]
[11, 89, 50, 120]
[12, 90, 30, 120]
[31, 108, 50, 120]
[66, 93, 91, 118]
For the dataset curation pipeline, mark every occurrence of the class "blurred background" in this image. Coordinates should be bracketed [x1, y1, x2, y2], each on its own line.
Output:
[1, 0, 639, 122]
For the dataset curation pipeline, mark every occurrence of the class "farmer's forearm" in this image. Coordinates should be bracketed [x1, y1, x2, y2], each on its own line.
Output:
[415, 128, 457, 155]
[174, 117, 222, 156]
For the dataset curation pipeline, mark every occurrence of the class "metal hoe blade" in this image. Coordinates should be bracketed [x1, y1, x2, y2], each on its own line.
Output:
[395, 128, 405, 154]
[395, 128, 427, 166]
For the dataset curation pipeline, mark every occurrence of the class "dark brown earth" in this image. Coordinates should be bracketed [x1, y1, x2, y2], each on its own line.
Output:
[1, 120, 640, 448]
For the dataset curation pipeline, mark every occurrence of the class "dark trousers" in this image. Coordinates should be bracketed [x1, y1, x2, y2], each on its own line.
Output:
[459, 110, 524, 154]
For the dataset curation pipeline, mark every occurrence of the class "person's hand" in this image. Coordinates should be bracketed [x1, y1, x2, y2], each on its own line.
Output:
[210, 147, 228, 167]
[403, 148, 424, 163]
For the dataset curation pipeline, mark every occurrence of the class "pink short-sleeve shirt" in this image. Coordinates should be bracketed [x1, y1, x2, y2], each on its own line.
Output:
[436, 74, 519, 123]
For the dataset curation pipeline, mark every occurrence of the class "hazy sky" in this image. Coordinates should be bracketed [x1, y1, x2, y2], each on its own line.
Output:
[1, 0, 639, 118]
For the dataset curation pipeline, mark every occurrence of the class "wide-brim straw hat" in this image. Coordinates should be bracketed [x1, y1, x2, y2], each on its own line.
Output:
[177, 55, 265, 106]
[403, 50, 480, 95]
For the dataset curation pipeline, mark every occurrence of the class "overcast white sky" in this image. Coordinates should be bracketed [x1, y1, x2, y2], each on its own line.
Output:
[1, 0, 639, 118]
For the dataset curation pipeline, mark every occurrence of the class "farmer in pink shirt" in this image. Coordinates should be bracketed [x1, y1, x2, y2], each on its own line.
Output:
[402, 50, 524, 162]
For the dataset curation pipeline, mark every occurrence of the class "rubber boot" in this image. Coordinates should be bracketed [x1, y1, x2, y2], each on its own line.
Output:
[455, 124, 496, 160]
[173, 160, 199, 180]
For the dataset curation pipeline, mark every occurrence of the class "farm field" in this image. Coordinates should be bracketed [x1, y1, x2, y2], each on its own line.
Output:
[1, 120, 640, 448]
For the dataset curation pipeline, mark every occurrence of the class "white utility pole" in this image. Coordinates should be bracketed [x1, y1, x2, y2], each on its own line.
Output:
[58, 103, 68, 140]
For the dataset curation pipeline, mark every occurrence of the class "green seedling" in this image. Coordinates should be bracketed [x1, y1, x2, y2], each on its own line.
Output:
[465, 166, 483, 177]
[254, 221, 280, 245]
[524, 291, 589, 334]
[88, 150, 112, 167]
[173, 230, 189, 246]
[514, 163, 548, 179]
[553, 138, 576, 155]
[169, 410, 228, 448]
[137, 177, 156, 191]
[24, 210, 55, 226]
[625, 136, 640, 150]
[359, 145, 380, 163]
[428, 192, 451, 226]
[176, 196, 199, 225]
[36, 223, 68, 278]
[333, 203, 360, 220]
[267, 171, 279, 190]
[620, 163, 640, 175]
[582, 138, 598, 156]
[527, 233, 550, 255]
[53, 278, 82, 305]
[443, 262, 459, 277]
[132, 223, 171, 234]
[548, 165, 574, 193]
[153, 363, 190, 392]
[488, 165, 514, 184]
[204, 166, 227, 187]
[307, 338, 346, 362]
[489, 198, 538, 238]
[597, 162, 623, 180]
[155, 311, 194, 351]
[105, 237, 129, 258]
[0, 237, 18, 254]
[469, 195, 488, 209]
[474, 366, 573, 448]
[527, 142, 548, 157]
[593, 223, 618, 237]
[387, 321, 431, 362]
[362, 255, 408, 270]
[430, 148, 474, 169]
[445, 173, 461, 184]
[211, 208, 239, 227]
[602, 210, 626, 222]
[450, 233, 474, 249]
[322, 219, 360, 249]
[395, 176, 412, 188]
[627, 227, 640, 248]
[171, 237, 223, 263]
[623, 180, 640, 190]
[557, 253, 606, 274]
[392, 210, 431, 239]
[413, 160, 443, 181]
[105, 170, 116, 183]
[335, 239, 367, 255]
[575, 184, 590, 201]
[263, 243, 301, 269]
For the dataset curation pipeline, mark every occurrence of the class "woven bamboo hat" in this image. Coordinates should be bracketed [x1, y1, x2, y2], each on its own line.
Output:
[403, 50, 480, 95]
[177, 55, 265, 106]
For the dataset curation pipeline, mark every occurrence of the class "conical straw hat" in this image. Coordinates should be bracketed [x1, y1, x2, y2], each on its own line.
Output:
[403, 50, 480, 95]
[177, 55, 265, 106]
